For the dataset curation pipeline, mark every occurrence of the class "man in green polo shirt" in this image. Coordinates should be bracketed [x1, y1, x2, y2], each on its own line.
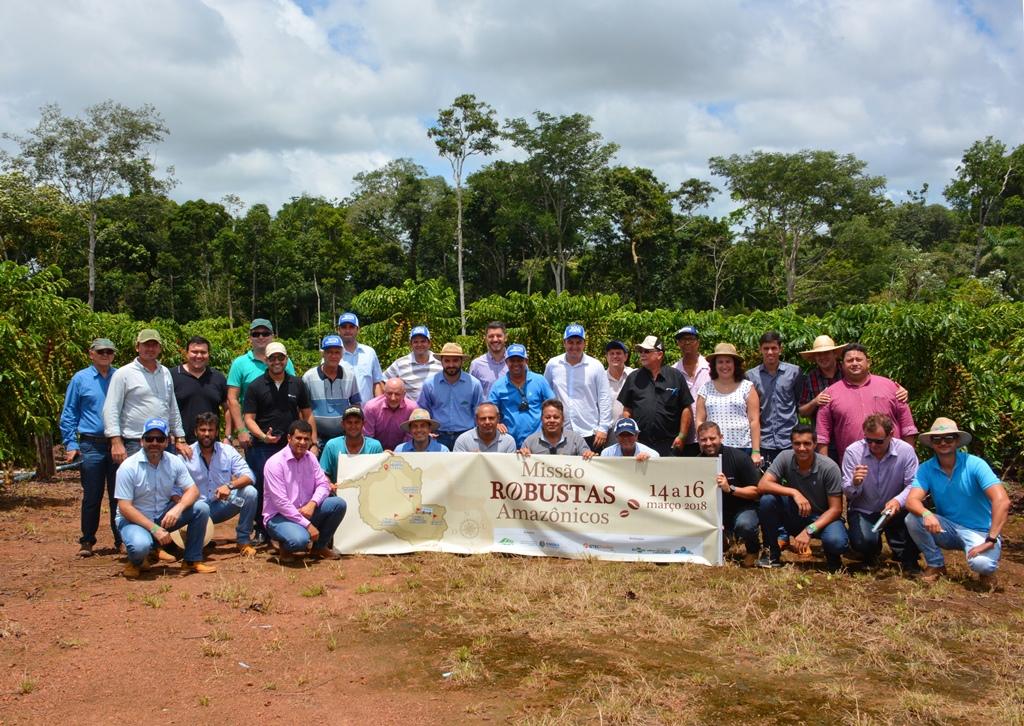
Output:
[226, 318, 295, 449]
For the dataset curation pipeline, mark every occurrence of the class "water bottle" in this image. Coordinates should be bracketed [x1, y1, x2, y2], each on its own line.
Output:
[871, 508, 893, 533]
[228, 491, 246, 508]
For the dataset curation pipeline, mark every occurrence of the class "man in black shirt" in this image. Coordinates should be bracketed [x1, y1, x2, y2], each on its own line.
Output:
[616, 336, 694, 456]
[171, 336, 231, 444]
[242, 341, 313, 543]
[698, 421, 762, 567]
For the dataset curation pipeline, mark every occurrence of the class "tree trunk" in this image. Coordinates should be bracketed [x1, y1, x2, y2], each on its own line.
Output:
[455, 180, 466, 335]
[87, 209, 97, 309]
[34, 433, 56, 481]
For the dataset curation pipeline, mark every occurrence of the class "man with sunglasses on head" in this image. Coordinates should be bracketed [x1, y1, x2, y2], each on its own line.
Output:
[115, 418, 215, 578]
[841, 414, 920, 571]
[103, 328, 188, 464]
[60, 337, 122, 557]
[905, 418, 1009, 591]
[226, 318, 295, 450]
[487, 344, 555, 448]
[242, 341, 313, 545]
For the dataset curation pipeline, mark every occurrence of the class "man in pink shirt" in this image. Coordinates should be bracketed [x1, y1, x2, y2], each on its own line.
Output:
[263, 420, 346, 560]
[361, 377, 417, 450]
[816, 343, 917, 462]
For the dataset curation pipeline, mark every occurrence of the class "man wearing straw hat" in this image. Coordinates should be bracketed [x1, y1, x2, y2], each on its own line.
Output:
[115, 418, 215, 578]
[417, 342, 482, 450]
[396, 409, 450, 452]
[905, 418, 1009, 589]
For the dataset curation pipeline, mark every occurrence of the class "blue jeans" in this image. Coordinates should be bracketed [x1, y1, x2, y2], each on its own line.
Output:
[759, 494, 849, 563]
[725, 506, 760, 554]
[848, 509, 919, 567]
[207, 485, 259, 545]
[118, 500, 211, 565]
[78, 439, 120, 546]
[437, 431, 466, 451]
[266, 497, 347, 553]
[906, 513, 1001, 575]
[246, 441, 286, 538]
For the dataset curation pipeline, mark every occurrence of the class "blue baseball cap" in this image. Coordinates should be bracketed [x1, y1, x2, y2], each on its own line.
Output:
[674, 326, 699, 339]
[605, 340, 628, 353]
[614, 418, 640, 435]
[410, 325, 430, 340]
[337, 312, 359, 326]
[563, 323, 586, 340]
[321, 334, 343, 350]
[143, 418, 169, 436]
[505, 343, 528, 360]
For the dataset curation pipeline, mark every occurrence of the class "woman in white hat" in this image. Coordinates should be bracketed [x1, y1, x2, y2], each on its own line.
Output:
[695, 343, 762, 466]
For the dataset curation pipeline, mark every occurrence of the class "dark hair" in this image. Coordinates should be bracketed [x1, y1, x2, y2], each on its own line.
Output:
[697, 421, 721, 436]
[862, 413, 894, 435]
[844, 342, 869, 359]
[541, 398, 564, 414]
[288, 419, 313, 436]
[790, 423, 815, 439]
[709, 356, 746, 382]
[485, 321, 506, 333]
[759, 331, 782, 346]
[186, 335, 211, 351]
[194, 412, 219, 431]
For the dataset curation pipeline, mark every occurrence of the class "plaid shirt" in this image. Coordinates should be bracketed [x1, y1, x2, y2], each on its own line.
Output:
[800, 366, 842, 407]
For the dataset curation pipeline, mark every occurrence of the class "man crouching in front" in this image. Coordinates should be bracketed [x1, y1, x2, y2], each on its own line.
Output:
[263, 420, 347, 561]
[115, 418, 215, 578]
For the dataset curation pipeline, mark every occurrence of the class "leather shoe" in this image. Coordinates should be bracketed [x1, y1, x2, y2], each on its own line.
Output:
[149, 547, 177, 564]
[237, 543, 257, 557]
[181, 561, 217, 574]
[312, 548, 341, 561]
[921, 565, 947, 583]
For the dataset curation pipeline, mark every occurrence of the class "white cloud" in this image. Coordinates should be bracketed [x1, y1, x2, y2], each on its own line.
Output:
[0, 0, 1020, 213]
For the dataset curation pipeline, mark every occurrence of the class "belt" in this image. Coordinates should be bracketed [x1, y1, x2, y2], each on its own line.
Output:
[78, 433, 108, 444]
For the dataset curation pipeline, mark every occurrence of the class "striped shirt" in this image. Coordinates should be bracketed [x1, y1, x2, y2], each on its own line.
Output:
[383, 352, 442, 401]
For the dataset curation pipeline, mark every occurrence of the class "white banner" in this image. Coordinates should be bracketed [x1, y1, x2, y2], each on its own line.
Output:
[331, 453, 723, 565]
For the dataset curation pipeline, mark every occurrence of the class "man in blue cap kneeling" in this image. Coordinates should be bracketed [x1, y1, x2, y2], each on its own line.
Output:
[115, 418, 216, 578]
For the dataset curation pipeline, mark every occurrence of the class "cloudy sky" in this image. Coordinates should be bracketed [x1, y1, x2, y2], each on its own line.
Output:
[1, 0, 1021, 214]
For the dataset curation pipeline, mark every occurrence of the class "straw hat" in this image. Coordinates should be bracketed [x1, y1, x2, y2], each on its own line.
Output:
[799, 335, 847, 360]
[706, 342, 742, 363]
[400, 408, 441, 432]
[919, 417, 972, 448]
[437, 342, 469, 358]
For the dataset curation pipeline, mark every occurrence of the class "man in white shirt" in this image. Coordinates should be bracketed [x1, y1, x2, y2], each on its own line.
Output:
[604, 340, 634, 429]
[671, 325, 710, 456]
[600, 418, 659, 461]
[543, 324, 613, 451]
[383, 325, 442, 401]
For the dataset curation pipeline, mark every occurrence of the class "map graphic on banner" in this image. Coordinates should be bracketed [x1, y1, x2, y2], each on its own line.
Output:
[332, 453, 722, 565]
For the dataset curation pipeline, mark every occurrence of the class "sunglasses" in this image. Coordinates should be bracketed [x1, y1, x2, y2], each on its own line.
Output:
[865, 436, 888, 445]
[267, 354, 286, 362]
[142, 435, 167, 443]
[250, 331, 272, 338]
[931, 434, 959, 444]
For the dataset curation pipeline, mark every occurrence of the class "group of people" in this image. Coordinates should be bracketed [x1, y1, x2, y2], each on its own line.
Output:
[58, 316, 1009, 588]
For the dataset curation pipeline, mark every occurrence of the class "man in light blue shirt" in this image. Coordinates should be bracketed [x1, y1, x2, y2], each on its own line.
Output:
[396, 409, 450, 452]
[488, 345, 555, 447]
[745, 331, 802, 466]
[114, 418, 215, 578]
[417, 343, 482, 450]
[600, 418, 659, 460]
[905, 417, 1010, 590]
[60, 337, 120, 556]
[185, 412, 258, 556]
[841, 413, 919, 570]
[453, 404, 517, 453]
[468, 321, 508, 397]
[337, 312, 385, 405]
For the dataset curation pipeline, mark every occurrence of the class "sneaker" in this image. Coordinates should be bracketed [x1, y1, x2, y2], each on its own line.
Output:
[312, 548, 341, 561]
[741, 552, 759, 568]
[979, 573, 999, 591]
[757, 555, 785, 569]
[237, 543, 257, 557]
[920, 565, 947, 583]
[181, 561, 217, 574]
[77, 543, 94, 558]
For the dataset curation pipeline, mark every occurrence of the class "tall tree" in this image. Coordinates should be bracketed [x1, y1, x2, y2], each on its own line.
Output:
[1, 101, 173, 308]
[428, 94, 500, 334]
[944, 137, 1021, 274]
[505, 112, 618, 294]
[709, 150, 886, 305]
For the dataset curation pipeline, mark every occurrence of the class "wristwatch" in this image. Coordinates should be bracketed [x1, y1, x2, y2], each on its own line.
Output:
[728, 485, 737, 494]
[985, 536, 998, 544]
